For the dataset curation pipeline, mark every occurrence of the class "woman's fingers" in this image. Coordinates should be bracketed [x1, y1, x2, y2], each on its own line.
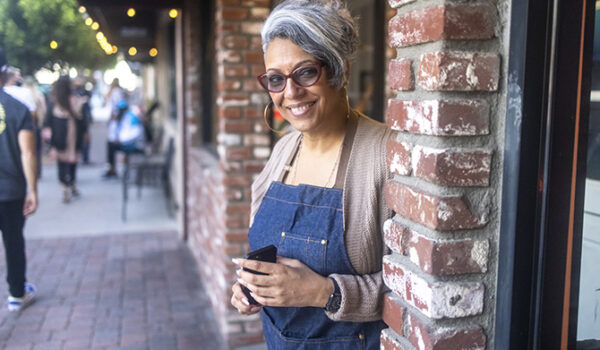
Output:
[232, 258, 278, 275]
[231, 282, 262, 315]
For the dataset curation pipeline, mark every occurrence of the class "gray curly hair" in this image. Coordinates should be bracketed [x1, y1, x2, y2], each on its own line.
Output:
[261, 0, 359, 89]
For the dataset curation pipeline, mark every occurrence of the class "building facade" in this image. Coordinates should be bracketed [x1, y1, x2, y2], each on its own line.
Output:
[80, 0, 599, 348]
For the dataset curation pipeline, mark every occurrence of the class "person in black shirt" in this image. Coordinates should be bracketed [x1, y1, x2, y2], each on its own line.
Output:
[0, 46, 38, 312]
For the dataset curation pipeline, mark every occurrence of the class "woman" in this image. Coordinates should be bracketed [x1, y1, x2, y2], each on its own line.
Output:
[231, 1, 394, 348]
[45, 76, 87, 203]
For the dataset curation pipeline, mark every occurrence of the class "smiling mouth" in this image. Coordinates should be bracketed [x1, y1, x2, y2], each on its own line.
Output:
[287, 101, 316, 116]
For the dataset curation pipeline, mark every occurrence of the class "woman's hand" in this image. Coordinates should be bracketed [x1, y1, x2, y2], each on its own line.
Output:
[233, 257, 334, 308]
[231, 281, 262, 315]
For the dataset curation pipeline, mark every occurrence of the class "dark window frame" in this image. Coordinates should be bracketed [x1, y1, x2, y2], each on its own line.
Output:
[495, 0, 594, 349]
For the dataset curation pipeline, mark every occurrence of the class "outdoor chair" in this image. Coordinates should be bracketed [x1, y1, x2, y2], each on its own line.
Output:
[121, 137, 175, 221]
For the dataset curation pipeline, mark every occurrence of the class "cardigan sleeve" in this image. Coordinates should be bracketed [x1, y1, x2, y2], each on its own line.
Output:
[325, 120, 394, 322]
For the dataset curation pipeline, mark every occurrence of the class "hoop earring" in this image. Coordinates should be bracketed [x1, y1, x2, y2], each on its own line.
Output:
[344, 85, 351, 119]
[263, 101, 283, 134]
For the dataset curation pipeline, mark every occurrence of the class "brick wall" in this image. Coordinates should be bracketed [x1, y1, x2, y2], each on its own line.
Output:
[184, 0, 272, 348]
[382, 1, 503, 349]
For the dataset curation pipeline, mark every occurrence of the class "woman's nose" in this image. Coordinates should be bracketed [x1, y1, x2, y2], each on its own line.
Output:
[283, 77, 303, 99]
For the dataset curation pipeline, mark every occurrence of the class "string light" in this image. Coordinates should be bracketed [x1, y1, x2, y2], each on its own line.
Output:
[128, 47, 137, 56]
[169, 9, 178, 18]
[91, 22, 99, 30]
[149, 48, 158, 57]
[85, 18, 93, 26]
[127, 8, 136, 17]
[50, 41, 58, 49]
[78, 6, 86, 13]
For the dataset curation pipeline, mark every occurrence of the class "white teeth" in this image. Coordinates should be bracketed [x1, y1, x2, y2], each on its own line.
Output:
[289, 102, 314, 116]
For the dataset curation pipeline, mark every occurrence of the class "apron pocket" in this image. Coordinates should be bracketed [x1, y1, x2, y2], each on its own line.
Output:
[278, 231, 328, 274]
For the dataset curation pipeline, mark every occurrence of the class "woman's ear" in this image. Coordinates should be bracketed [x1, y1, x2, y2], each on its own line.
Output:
[343, 59, 350, 85]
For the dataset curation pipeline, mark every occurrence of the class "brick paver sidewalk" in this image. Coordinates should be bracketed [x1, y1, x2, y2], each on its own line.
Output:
[0, 231, 226, 350]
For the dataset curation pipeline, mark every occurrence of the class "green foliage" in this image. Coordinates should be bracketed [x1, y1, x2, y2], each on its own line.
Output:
[0, 0, 116, 75]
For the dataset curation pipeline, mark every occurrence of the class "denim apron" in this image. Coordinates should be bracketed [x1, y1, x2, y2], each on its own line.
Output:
[248, 179, 386, 349]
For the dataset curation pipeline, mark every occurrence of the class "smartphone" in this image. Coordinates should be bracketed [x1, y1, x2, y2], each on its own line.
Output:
[241, 245, 277, 305]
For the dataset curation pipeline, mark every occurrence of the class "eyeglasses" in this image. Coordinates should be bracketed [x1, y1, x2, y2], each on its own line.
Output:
[257, 64, 323, 93]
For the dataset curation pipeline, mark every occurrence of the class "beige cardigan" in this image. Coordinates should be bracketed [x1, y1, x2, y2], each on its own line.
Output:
[250, 114, 394, 322]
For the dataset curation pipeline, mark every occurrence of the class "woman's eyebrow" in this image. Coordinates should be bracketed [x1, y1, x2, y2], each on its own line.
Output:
[266, 59, 319, 73]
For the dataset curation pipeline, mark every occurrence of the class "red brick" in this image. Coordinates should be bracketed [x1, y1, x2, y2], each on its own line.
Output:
[383, 293, 406, 336]
[224, 64, 249, 78]
[250, 36, 263, 50]
[219, 107, 241, 119]
[388, 0, 416, 8]
[219, 94, 249, 107]
[225, 203, 250, 215]
[406, 313, 486, 350]
[382, 254, 485, 319]
[385, 181, 488, 231]
[383, 219, 410, 255]
[412, 146, 492, 187]
[249, 8, 269, 20]
[219, 50, 242, 63]
[220, 161, 242, 172]
[243, 79, 264, 92]
[245, 106, 263, 119]
[224, 243, 243, 257]
[389, 4, 496, 47]
[241, 21, 263, 35]
[386, 138, 412, 176]
[219, 80, 242, 91]
[250, 64, 266, 76]
[381, 328, 412, 350]
[222, 8, 248, 20]
[225, 146, 253, 160]
[389, 59, 414, 91]
[222, 120, 253, 133]
[407, 230, 489, 275]
[241, 0, 270, 7]
[218, 23, 240, 35]
[222, 35, 248, 49]
[222, 174, 252, 187]
[244, 52, 264, 64]
[418, 51, 500, 91]
[386, 99, 489, 136]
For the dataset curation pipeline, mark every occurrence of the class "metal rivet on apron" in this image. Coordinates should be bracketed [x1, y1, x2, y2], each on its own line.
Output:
[359, 333, 365, 340]
[281, 232, 285, 237]
[321, 239, 327, 245]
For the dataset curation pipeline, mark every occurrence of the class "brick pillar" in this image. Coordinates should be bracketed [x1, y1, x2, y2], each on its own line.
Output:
[382, 1, 500, 349]
[185, 0, 272, 348]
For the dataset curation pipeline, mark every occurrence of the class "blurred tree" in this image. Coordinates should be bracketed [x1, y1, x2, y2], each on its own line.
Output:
[0, 0, 115, 75]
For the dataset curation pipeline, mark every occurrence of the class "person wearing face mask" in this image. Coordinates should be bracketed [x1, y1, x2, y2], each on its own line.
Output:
[230, 1, 393, 348]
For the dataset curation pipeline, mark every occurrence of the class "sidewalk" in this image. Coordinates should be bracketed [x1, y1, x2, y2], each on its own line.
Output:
[0, 232, 226, 350]
[0, 120, 227, 349]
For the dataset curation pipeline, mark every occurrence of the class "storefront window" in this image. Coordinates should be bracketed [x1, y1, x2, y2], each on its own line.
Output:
[577, 4, 600, 345]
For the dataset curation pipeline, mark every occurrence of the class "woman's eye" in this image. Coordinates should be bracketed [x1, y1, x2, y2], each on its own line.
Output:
[268, 75, 284, 83]
[297, 67, 317, 77]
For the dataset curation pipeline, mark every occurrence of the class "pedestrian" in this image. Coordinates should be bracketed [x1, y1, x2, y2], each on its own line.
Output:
[22, 76, 48, 179]
[230, 1, 393, 348]
[0, 46, 38, 312]
[102, 99, 145, 178]
[73, 79, 93, 165]
[44, 76, 87, 203]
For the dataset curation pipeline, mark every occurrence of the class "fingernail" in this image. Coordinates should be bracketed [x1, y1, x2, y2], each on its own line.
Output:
[242, 298, 250, 306]
[232, 258, 239, 264]
[251, 307, 262, 312]
[250, 292, 257, 299]
[237, 278, 245, 286]
[236, 269, 241, 277]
